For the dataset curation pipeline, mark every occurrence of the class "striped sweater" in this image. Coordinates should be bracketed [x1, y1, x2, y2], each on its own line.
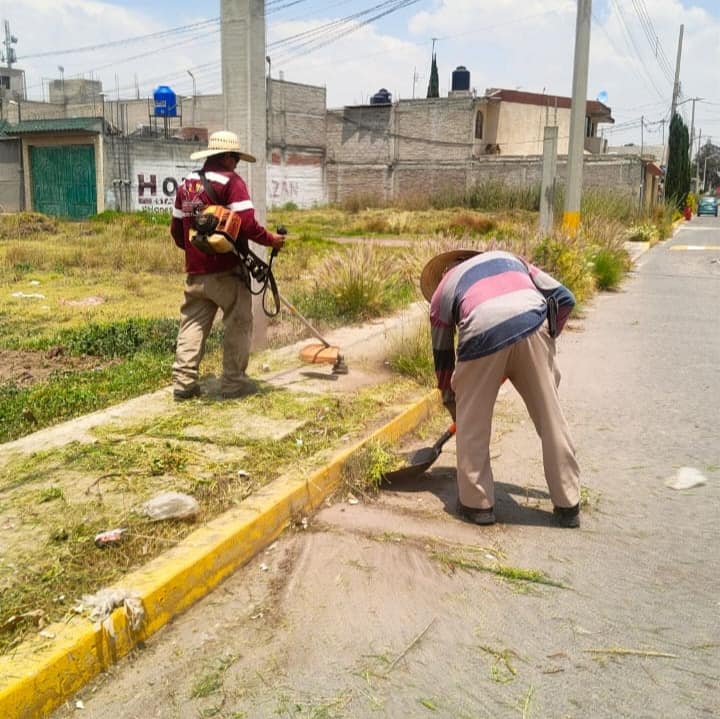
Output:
[430, 250, 575, 390]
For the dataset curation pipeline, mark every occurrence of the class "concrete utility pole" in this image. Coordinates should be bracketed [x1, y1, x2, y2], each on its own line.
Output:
[670, 25, 684, 121]
[221, 0, 269, 347]
[562, 0, 592, 235]
[539, 126, 559, 234]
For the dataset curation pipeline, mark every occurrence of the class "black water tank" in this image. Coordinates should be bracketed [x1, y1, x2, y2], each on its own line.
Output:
[370, 88, 392, 105]
[451, 66, 470, 92]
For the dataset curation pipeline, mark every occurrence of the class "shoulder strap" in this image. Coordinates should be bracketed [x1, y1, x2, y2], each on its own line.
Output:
[198, 171, 222, 205]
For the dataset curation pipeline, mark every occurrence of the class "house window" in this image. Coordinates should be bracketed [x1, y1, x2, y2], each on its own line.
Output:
[475, 111, 484, 139]
[0, 76, 10, 90]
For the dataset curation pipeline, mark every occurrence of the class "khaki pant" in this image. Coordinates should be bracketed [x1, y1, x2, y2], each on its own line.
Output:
[172, 271, 253, 394]
[453, 327, 580, 511]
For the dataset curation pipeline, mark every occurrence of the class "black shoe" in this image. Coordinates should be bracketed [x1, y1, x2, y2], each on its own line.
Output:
[221, 381, 258, 399]
[173, 385, 201, 401]
[553, 504, 580, 528]
[456, 500, 496, 526]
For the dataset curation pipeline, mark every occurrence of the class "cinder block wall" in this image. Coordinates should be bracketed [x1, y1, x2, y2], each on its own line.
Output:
[394, 98, 474, 162]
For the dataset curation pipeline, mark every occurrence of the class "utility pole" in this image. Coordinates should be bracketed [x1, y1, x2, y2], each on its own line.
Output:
[2, 21, 18, 68]
[670, 25, 684, 121]
[696, 128, 702, 190]
[539, 126, 559, 234]
[221, 0, 269, 347]
[562, 0, 592, 235]
[187, 69, 196, 126]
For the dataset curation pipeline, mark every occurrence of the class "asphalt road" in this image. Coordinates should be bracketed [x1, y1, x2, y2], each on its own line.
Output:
[51, 223, 720, 719]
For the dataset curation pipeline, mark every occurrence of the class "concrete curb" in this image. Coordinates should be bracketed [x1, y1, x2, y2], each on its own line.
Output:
[0, 390, 440, 719]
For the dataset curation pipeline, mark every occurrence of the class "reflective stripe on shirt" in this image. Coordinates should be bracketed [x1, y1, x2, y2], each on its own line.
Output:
[228, 200, 253, 212]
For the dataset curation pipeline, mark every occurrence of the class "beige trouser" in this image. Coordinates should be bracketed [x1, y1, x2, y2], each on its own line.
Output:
[452, 327, 580, 511]
[172, 270, 253, 393]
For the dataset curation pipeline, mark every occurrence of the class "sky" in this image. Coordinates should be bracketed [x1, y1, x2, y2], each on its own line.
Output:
[1, 0, 719, 149]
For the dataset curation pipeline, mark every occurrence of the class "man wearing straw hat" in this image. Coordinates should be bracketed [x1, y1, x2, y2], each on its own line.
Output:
[420, 249, 581, 528]
[170, 130, 285, 401]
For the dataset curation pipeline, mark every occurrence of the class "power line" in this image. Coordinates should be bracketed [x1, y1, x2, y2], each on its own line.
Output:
[606, 0, 668, 100]
[629, 0, 674, 82]
[19, 18, 220, 60]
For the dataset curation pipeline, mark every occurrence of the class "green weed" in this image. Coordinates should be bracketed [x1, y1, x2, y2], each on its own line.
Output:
[37, 487, 64, 503]
[387, 323, 435, 385]
[592, 248, 626, 291]
[341, 440, 402, 498]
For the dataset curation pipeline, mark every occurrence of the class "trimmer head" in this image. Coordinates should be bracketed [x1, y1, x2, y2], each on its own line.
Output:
[298, 343, 348, 374]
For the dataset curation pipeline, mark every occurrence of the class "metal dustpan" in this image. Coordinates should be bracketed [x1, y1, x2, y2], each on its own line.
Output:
[382, 423, 456, 483]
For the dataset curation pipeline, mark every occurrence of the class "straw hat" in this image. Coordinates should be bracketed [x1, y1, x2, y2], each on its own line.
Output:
[419, 249, 480, 302]
[190, 130, 256, 162]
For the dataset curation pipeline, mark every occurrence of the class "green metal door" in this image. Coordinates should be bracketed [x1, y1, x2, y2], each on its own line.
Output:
[30, 145, 96, 219]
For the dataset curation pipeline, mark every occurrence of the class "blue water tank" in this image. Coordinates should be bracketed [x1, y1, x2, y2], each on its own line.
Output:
[451, 66, 471, 92]
[153, 85, 177, 117]
[370, 88, 392, 105]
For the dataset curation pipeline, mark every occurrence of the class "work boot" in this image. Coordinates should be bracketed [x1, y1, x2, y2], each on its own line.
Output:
[173, 385, 201, 401]
[553, 504, 581, 528]
[456, 500, 496, 526]
[221, 379, 258, 399]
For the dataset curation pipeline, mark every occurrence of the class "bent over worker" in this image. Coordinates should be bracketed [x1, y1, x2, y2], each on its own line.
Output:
[170, 130, 284, 401]
[420, 249, 581, 528]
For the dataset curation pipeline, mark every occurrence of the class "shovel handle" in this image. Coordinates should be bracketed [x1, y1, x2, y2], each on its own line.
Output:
[432, 422, 456, 452]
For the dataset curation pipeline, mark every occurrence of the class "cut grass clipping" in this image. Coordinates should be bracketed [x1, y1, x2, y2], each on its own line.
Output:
[0, 379, 426, 654]
[429, 543, 566, 589]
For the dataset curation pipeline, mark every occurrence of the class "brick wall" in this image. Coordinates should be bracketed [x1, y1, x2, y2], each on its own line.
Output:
[328, 155, 644, 203]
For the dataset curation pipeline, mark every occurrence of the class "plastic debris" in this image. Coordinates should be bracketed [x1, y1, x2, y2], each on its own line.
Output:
[142, 491, 199, 521]
[38, 629, 56, 639]
[237, 469, 250, 478]
[94, 528, 127, 547]
[665, 467, 708, 490]
[78, 588, 145, 634]
[11, 292, 45, 299]
[75, 700, 85, 710]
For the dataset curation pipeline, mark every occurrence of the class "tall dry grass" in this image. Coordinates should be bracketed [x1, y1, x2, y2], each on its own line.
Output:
[0, 214, 182, 277]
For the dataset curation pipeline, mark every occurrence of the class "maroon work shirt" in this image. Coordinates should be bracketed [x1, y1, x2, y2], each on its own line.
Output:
[171, 158, 274, 275]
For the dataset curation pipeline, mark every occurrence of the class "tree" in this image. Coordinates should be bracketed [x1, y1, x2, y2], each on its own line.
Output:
[426, 52, 439, 98]
[694, 140, 720, 192]
[665, 113, 691, 208]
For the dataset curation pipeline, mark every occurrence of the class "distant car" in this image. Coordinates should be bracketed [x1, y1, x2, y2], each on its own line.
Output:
[697, 195, 718, 216]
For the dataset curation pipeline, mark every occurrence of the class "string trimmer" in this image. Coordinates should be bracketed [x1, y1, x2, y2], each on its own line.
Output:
[191, 209, 348, 374]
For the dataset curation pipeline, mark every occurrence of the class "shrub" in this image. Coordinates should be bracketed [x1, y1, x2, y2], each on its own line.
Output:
[532, 237, 596, 304]
[296, 245, 411, 322]
[387, 323, 435, 385]
[625, 223, 659, 243]
[592, 248, 626, 291]
[448, 211, 497, 237]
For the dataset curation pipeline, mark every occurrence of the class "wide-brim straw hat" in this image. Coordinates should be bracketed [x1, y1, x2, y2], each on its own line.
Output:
[190, 130, 256, 162]
[420, 249, 480, 302]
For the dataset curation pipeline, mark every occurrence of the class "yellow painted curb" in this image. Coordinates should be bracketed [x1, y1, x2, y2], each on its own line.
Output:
[0, 390, 441, 719]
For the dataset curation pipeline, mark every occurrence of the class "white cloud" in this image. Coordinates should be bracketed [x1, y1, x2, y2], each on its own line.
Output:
[3, 0, 719, 147]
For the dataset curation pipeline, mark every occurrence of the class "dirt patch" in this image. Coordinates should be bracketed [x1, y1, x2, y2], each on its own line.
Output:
[0, 348, 113, 388]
